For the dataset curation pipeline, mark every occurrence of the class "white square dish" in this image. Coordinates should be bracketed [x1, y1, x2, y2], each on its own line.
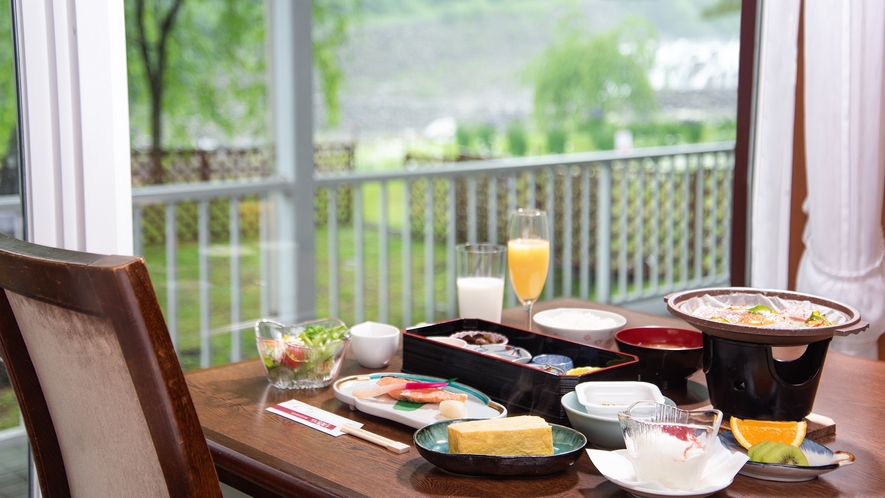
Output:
[575, 381, 664, 419]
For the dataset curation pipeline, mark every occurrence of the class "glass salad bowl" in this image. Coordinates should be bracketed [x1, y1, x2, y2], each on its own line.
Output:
[255, 318, 350, 389]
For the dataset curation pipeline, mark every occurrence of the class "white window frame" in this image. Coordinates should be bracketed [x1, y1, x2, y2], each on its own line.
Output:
[14, 0, 132, 254]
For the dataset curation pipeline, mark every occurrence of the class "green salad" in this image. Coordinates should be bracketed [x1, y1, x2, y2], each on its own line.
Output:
[259, 323, 349, 384]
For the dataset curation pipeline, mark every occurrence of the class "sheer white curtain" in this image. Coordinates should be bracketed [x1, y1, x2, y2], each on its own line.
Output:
[795, 0, 885, 358]
[748, 0, 801, 290]
[750, 0, 885, 359]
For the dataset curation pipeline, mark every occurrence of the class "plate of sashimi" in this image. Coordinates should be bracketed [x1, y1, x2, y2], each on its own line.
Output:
[333, 373, 507, 429]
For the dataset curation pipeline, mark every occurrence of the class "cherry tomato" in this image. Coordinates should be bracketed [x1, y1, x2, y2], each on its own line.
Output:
[280, 345, 307, 368]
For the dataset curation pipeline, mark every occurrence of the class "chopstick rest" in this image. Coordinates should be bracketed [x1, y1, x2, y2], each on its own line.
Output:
[342, 424, 410, 454]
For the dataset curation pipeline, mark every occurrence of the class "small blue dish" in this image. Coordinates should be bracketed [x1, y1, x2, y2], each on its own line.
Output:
[531, 354, 574, 372]
[414, 418, 586, 476]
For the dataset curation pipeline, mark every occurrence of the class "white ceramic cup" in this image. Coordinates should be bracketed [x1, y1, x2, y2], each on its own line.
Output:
[349, 321, 401, 369]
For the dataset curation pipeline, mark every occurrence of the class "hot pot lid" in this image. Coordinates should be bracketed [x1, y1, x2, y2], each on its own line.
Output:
[665, 287, 869, 345]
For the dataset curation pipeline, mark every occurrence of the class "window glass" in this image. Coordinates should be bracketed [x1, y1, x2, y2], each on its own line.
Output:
[323, 1, 739, 158]
[0, 0, 27, 495]
[315, 0, 742, 323]
[123, 0, 741, 373]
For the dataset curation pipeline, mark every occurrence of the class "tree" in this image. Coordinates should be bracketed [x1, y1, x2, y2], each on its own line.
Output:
[528, 13, 658, 134]
[126, 0, 358, 184]
[314, 0, 361, 127]
[0, 1, 16, 156]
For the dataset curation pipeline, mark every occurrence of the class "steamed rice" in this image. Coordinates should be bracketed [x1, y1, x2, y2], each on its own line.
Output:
[547, 311, 617, 330]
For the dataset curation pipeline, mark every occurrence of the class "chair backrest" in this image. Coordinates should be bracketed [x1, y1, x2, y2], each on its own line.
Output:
[0, 234, 221, 497]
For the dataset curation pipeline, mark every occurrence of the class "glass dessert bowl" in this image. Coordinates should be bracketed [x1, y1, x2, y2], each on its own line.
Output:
[618, 401, 723, 491]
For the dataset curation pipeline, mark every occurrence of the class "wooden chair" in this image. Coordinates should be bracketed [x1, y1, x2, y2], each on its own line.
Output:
[0, 233, 222, 497]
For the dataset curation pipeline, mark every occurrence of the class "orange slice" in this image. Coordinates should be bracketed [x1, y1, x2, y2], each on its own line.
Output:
[730, 416, 807, 449]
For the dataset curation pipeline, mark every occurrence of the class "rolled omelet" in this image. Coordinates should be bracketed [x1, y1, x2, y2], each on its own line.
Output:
[447, 415, 553, 456]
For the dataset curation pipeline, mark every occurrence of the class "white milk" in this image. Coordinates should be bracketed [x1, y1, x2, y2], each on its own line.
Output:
[456, 276, 505, 323]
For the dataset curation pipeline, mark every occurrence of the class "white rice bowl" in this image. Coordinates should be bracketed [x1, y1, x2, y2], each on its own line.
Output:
[532, 308, 627, 348]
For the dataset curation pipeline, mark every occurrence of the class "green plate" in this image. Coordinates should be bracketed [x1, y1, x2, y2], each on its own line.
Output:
[414, 418, 587, 477]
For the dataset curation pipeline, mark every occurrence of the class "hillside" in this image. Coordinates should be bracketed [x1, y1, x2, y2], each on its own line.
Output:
[317, 0, 740, 140]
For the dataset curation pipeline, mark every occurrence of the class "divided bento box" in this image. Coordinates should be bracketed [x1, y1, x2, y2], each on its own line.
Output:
[402, 318, 639, 425]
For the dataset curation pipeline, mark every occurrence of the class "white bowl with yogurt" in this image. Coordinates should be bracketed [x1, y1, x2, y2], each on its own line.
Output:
[532, 308, 627, 348]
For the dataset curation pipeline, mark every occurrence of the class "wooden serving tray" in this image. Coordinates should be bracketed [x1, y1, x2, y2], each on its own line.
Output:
[402, 318, 640, 425]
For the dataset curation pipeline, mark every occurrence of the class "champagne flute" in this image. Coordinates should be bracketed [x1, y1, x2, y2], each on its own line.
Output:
[507, 208, 550, 330]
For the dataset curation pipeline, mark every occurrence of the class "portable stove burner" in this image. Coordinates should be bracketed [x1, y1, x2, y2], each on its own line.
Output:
[665, 287, 868, 421]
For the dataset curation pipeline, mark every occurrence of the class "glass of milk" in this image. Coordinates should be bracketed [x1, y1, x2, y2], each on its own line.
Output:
[456, 243, 506, 323]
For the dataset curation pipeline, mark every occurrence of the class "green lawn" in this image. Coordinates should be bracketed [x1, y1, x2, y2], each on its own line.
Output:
[349, 180, 407, 229]
[0, 388, 19, 430]
[142, 240, 266, 371]
[139, 219, 456, 372]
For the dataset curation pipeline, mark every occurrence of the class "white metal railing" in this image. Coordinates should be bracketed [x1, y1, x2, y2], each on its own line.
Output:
[0, 195, 23, 240]
[0, 142, 734, 369]
[130, 178, 291, 368]
[314, 142, 734, 327]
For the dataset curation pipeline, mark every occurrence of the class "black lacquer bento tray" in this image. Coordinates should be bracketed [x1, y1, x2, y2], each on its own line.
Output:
[402, 318, 639, 425]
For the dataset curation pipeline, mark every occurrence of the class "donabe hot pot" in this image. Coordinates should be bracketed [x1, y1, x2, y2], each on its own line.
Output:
[665, 287, 868, 421]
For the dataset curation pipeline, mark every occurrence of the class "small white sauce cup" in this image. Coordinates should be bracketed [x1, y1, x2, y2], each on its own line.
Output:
[350, 321, 401, 369]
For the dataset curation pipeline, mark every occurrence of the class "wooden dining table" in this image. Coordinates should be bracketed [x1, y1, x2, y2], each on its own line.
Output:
[185, 297, 885, 497]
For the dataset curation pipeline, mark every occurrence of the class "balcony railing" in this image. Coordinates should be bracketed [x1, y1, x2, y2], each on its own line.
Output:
[319, 141, 733, 320]
[123, 141, 735, 369]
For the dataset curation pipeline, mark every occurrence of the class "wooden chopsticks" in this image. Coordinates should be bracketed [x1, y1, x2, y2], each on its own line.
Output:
[342, 424, 410, 454]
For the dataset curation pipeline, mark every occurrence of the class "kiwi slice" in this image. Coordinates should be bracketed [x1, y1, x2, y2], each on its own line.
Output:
[747, 440, 809, 466]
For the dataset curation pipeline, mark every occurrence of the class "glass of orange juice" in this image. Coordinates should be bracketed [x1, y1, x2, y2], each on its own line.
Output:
[507, 208, 549, 330]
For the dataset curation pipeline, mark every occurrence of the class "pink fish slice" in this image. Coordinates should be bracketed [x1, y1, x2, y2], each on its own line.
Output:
[352, 380, 448, 399]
